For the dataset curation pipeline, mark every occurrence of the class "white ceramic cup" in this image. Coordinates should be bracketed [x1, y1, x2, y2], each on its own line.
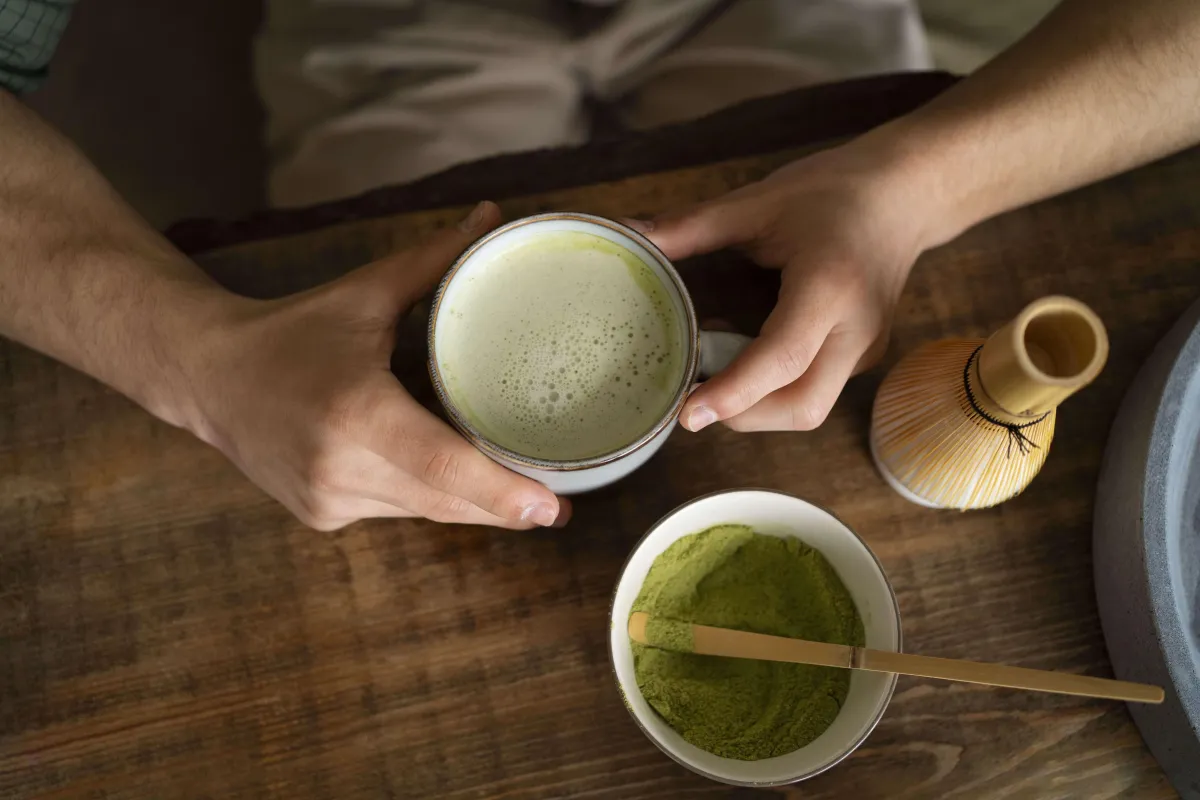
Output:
[428, 212, 750, 495]
[609, 489, 902, 787]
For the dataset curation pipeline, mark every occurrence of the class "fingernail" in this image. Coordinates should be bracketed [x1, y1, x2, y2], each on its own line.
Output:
[459, 202, 487, 233]
[621, 218, 654, 234]
[522, 502, 559, 527]
[685, 406, 717, 432]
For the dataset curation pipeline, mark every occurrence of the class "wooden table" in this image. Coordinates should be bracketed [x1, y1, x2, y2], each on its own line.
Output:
[3, 73, 1199, 799]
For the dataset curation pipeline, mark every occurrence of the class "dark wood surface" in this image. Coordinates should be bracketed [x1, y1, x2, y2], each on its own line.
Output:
[4, 74, 1200, 799]
[164, 72, 958, 255]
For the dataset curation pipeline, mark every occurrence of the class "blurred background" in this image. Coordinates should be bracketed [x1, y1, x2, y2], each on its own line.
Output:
[26, 0, 1057, 229]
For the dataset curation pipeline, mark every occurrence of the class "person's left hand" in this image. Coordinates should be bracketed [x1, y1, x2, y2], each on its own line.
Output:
[179, 202, 570, 531]
[628, 142, 935, 432]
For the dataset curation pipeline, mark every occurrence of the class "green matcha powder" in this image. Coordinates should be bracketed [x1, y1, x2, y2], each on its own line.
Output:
[631, 525, 865, 761]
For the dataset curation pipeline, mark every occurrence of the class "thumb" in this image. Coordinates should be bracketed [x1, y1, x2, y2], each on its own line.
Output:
[361, 201, 502, 308]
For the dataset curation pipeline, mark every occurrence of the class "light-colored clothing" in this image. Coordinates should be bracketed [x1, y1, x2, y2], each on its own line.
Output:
[256, 0, 932, 208]
[0, 0, 73, 94]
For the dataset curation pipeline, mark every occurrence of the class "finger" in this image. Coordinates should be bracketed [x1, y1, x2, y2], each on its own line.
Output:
[680, 269, 837, 430]
[291, 469, 544, 531]
[366, 495, 572, 530]
[333, 453, 572, 530]
[390, 477, 573, 530]
[356, 200, 502, 308]
[301, 490, 548, 531]
[629, 195, 764, 262]
[351, 497, 530, 529]
[370, 387, 567, 527]
[293, 499, 506, 531]
[415, 494, 572, 530]
[721, 332, 865, 432]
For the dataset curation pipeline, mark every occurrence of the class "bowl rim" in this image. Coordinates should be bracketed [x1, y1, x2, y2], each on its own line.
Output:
[607, 487, 903, 787]
[426, 211, 701, 471]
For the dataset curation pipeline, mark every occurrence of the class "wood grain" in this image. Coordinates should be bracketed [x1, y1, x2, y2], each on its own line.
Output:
[165, 72, 959, 254]
[3, 75, 1199, 799]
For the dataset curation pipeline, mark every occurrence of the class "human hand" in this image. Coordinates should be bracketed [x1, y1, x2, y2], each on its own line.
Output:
[632, 144, 930, 432]
[182, 202, 570, 531]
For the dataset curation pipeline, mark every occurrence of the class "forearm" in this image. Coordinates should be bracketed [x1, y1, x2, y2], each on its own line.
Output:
[863, 0, 1200, 248]
[0, 91, 236, 432]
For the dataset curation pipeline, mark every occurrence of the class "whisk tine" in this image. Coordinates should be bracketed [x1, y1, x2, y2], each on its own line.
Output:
[870, 297, 1107, 510]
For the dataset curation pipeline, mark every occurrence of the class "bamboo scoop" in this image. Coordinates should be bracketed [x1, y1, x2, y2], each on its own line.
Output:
[628, 612, 1163, 704]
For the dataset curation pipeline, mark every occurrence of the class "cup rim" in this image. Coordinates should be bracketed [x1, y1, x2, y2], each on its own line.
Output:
[427, 212, 701, 471]
[607, 488, 903, 787]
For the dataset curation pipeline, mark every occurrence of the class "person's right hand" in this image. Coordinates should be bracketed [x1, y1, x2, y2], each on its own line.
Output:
[181, 201, 570, 531]
[631, 142, 932, 434]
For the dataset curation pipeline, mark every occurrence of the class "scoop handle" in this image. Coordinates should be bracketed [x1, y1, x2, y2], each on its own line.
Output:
[628, 613, 1163, 704]
[860, 648, 1163, 704]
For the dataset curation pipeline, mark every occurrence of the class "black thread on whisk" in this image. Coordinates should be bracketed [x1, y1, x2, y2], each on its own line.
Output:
[962, 346, 1048, 458]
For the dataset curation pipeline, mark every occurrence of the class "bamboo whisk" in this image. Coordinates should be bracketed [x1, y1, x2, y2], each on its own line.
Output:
[870, 296, 1108, 510]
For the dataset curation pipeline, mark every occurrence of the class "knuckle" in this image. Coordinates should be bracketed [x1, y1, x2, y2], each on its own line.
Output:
[316, 382, 380, 439]
[774, 341, 814, 380]
[790, 401, 829, 431]
[293, 497, 345, 531]
[485, 488, 527, 521]
[302, 450, 350, 494]
[729, 382, 762, 416]
[707, 380, 762, 419]
[317, 397, 358, 440]
[423, 493, 474, 523]
[421, 448, 462, 490]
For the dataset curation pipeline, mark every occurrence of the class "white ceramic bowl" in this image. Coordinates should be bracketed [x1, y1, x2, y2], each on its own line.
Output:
[609, 489, 901, 787]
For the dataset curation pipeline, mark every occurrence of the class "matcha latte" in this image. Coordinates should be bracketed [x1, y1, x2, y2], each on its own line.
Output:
[435, 230, 687, 461]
